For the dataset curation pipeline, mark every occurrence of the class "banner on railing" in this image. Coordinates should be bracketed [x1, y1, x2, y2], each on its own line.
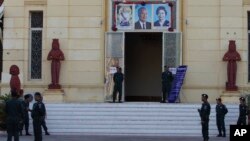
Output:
[168, 65, 187, 103]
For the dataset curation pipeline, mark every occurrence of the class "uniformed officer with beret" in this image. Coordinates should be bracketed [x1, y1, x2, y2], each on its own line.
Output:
[237, 97, 248, 125]
[198, 94, 211, 141]
[215, 97, 228, 137]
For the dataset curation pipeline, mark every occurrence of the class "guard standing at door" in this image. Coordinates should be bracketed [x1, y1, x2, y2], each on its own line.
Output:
[198, 94, 211, 141]
[237, 97, 248, 125]
[161, 66, 173, 103]
[32, 92, 46, 141]
[112, 67, 124, 103]
[215, 97, 228, 137]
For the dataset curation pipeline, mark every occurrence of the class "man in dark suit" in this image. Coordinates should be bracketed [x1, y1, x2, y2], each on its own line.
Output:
[135, 7, 151, 29]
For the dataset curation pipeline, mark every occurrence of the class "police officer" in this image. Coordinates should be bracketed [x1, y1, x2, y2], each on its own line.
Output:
[41, 96, 50, 135]
[112, 67, 124, 103]
[215, 97, 228, 137]
[20, 94, 33, 136]
[237, 97, 248, 125]
[198, 94, 211, 141]
[32, 92, 46, 141]
[161, 66, 173, 103]
[5, 90, 23, 141]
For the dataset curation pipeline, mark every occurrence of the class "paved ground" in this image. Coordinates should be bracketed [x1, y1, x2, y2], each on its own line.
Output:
[0, 134, 229, 141]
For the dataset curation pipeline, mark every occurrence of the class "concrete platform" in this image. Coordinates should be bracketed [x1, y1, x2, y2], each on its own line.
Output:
[0, 134, 229, 141]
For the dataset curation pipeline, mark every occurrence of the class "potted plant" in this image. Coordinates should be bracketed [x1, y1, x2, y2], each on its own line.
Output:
[0, 93, 11, 131]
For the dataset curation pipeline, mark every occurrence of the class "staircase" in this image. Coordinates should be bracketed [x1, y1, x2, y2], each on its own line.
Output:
[39, 103, 239, 136]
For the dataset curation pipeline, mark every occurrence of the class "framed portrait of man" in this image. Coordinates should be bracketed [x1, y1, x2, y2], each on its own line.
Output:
[116, 4, 133, 30]
[134, 4, 152, 30]
[153, 4, 171, 29]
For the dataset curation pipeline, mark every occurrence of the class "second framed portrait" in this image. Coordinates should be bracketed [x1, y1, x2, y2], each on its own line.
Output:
[134, 4, 152, 30]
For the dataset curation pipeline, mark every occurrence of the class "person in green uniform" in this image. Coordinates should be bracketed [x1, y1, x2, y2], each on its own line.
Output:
[237, 97, 248, 125]
[20, 94, 33, 136]
[161, 66, 173, 103]
[5, 90, 23, 141]
[32, 92, 45, 141]
[41, 96, 50, 135]
[112, 67, 124, 103]
[215, 97, 228, 137]
[198, 94, 211, 141]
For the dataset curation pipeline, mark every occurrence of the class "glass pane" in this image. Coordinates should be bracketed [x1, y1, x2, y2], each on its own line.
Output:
[106, 33, 123, 58]
[31, 30, 42, 79]
[163, 32, 181, 67]
[105, 32, 124, 101]
[31, 12, 43, 28]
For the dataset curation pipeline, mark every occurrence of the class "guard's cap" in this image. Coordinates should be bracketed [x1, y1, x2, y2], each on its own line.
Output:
[239, 97, 245, 101]
[202, 94, 208, 99]
[216, 97, 222, 101]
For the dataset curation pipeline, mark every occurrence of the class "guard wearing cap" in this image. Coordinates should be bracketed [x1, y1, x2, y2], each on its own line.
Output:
[198, 94, 211, 141]
[215, 98, 228, 137]
[237, 97, 248, 125]
[32, 92, 46, 141]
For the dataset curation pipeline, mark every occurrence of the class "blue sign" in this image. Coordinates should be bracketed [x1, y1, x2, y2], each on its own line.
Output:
[168, 65, 188, 103]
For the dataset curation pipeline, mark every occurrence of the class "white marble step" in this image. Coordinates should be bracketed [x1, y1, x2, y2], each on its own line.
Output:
[27, 103, 240, 136]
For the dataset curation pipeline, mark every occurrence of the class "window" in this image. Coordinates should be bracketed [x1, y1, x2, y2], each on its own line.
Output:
[29, 11, 43, 79]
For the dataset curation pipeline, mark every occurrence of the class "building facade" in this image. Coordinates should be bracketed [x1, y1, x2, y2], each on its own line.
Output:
[0, 0, 250, 103]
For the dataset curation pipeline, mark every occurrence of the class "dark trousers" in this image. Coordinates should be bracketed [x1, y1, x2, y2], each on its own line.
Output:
[7, 121, 19, 141]
[22, 116, 29, 134]
[41, 119, 48, 132]
[113, 85, 122, 102]
[202, 120, 209, 141]
[162, 84, 171, 102]
[33, 120, 42, 141]
[216, 116, 225, 135]
[237, 117, 246, 125]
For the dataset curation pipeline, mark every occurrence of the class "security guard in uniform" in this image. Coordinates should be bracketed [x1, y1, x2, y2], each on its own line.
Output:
[5, 90, 23, 141]
[32, 92, 46, 141]
[41, 96, 50, 135]
[20, 94, 33, 136]
[237, 97, 248, 125]
[215, 98, 228, 137]
[198, 94, 211, 141]
[112, 67, 124, 103]
[161, 66, 173, 103]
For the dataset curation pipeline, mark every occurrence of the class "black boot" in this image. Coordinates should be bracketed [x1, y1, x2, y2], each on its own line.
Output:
[45, 131, 50, 135]
[217, 134, 222, 137]
[26, 132, 32, 136]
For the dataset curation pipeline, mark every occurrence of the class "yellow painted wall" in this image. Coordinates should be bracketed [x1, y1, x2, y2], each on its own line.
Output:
[1, 0, 249, 103]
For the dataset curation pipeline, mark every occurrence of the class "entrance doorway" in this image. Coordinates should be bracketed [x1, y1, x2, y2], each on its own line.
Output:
[125, 32, 162, 102]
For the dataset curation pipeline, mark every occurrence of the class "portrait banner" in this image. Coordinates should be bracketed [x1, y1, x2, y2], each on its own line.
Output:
[116, 4, 133, 30]
[134, 4, 152, 30]
[153, 4, 171, 29]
